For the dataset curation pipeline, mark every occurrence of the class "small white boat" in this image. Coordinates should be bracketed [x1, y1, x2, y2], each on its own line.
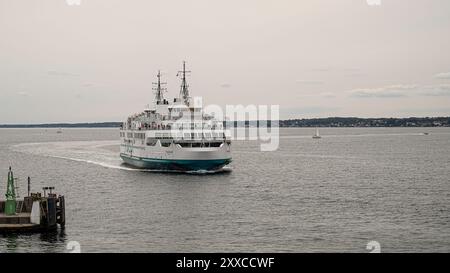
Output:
[312, 128, 321, 139]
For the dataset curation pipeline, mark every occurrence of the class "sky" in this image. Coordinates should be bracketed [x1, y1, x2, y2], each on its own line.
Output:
[0, 0, 450, 123]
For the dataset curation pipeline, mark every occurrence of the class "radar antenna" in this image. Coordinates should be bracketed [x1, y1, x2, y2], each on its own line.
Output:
[177, 61, 191, 105]
[152, 70, 167, 104]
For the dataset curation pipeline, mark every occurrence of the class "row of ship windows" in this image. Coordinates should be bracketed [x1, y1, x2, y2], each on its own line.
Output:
[146, 141, 224, 148]
[170, 108, 201, 113]
[128, 123, 223, 130]
[120, 132, 146, 139]
[123, 139, 225, 148]
[120, 132, 226, 139]
[172, 123, 223, 129]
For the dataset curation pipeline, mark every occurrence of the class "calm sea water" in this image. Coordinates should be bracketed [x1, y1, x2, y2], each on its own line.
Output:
[0, 127, 449, 253]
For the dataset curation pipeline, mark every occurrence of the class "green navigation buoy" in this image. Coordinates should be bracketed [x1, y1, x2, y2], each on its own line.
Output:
[5, 167, 17, 215]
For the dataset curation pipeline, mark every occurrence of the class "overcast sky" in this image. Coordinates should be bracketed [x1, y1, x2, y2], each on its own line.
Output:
[1, 0, 450, 123]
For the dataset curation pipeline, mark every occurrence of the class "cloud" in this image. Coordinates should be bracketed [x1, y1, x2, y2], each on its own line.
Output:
[434, 72, 450, 79]
[47, 70, 80, 77]
[398, 107, 450, 115]
[307, 68, 332, 72]
[295, 80, 324, 85]
[343, 67, 359, 71]
[348, 84, 450, 98]
[17, 91, 30, 97]
[220, 83, 231, 88]
[420, 84, 450, 96]
[280, 106, 341, 118]
[319, 92, 336, 98]
[348, 84, 417, 98]
[345, 71, 367, 77]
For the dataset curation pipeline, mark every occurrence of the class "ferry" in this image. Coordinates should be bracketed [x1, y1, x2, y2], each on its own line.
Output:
[119, 62, 232, 171]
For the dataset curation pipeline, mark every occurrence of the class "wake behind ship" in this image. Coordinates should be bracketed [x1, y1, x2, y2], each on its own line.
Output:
[119, 62, 232, 171]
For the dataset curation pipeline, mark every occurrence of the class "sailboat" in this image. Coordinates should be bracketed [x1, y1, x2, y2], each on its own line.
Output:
[312, 128, 321, 139]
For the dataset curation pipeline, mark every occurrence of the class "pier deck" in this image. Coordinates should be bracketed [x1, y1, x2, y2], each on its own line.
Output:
[0, 213, 32, 224]
[0, 223, 41, 232]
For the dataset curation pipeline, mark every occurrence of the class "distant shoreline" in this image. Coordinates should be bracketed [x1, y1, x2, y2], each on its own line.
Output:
[1, 117, 449, 128]
[0, 122, 121, 129]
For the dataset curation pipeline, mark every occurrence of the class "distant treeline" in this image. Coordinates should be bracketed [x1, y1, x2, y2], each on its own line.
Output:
[278, 117, 450, 127]
[0, 122, 122, 128]
[1, 117, 449, 128]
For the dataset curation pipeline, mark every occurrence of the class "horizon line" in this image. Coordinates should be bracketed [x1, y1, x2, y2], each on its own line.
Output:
[0, 116, 449, 127]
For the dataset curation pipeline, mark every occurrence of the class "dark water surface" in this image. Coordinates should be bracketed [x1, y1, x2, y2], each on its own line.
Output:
[0, 128, 449, 252]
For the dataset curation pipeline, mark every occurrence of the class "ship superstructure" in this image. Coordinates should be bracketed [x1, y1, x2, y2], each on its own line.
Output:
[119, 62, 232, 171]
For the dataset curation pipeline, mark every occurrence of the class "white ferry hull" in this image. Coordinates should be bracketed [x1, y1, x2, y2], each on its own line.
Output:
[119, 142, 232, 171]
[120, 154, 231, 171]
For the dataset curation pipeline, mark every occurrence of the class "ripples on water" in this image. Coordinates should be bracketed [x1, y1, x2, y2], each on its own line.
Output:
[0, 128, 449, 252]
[12, 141, 232, 174]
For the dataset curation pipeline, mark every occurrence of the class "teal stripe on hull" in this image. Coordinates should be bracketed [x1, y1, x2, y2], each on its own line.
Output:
[120, 154, 231, 171]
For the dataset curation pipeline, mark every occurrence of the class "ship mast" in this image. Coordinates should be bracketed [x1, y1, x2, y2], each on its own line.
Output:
[177, 61, 191, 105]
[152, 70, 166, 104]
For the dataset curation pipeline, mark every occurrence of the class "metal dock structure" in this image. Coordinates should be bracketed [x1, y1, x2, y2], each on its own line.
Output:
[0, 167, 65, 233]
